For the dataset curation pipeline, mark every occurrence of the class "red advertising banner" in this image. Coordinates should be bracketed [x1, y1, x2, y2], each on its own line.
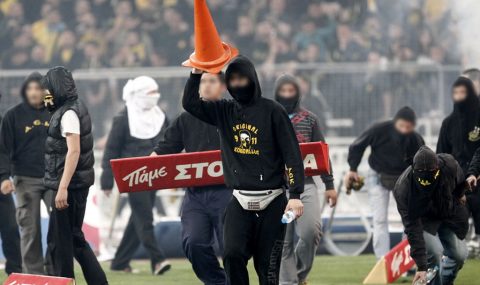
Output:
[384, 239, 416, 283]
[111, 142, 330, 193]
[4, 273, 74, 285]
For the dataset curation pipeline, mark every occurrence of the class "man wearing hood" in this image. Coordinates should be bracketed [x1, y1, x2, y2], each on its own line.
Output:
[437, 76, 480, 256]
[101, 76, 171, 275]
[274, 74, 337, 285]
[0, 93, 22, 275]
[182, 56, 305, 285]
[345, 106, 424, 258]
[0, 72, 52, 274]
[42, 66, 108, 284]
[152, 72, 231, 284]
[394, 146, 468, 285]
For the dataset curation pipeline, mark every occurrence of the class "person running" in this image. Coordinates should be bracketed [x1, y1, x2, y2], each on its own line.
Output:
[0, 72, 53, 274]
[182, 55, 305, 285]
[152, 72, 231, 285]
[274, 74, 337, 285]
[42, 66, 108, 284]
[344, 106, 424, 258]
[101, 76, 171, 275]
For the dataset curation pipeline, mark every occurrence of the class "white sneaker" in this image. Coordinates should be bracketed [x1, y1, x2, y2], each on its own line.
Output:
[154, 260, 171, 275]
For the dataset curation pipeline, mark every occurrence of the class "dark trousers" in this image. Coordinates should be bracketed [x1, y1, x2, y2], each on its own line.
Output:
[181, 186, 232, 285]
[111, 191, 166, 272]
[467, 189, 480, 235]
[223, 194, 287, 285]
[0, 193, 22, 274]
[46, 189, 108, 285]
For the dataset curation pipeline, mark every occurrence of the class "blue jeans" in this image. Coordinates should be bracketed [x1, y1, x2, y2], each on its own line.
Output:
[423, 225, 468, 285]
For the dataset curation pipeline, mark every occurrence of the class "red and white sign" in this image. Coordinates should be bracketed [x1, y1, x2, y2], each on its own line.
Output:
[363, 239, 416, 284]
[3, 273, 74, 285]
[384, 239, 415, 283]
[111, 142, 330, 193]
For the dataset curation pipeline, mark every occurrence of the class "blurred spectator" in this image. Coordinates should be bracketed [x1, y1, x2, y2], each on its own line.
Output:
[29, 45, 48, 69]
[51, 30, 82, 69]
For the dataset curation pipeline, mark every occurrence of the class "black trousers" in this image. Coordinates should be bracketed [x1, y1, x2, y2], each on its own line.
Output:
[467, 189, 480, 235]
[46, 189, 108, 285]
[181, 187, 231, 285]
[111, 191, 166, 272]
[223, 194, 287, 285]
[0, 193, 22, 274]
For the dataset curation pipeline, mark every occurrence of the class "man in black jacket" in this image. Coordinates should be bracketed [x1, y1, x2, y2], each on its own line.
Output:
[182, 56, 304, 285]
[0, 72, 53, 274]
[42, 66, 108, 284]
[437, 77, 480, 255]
[394, 146, 468, 285]
[274, 74, 337, 285]
[345, 107, 424, 258]
[0, 94, 22, 275]
[152, 72, 231, 285]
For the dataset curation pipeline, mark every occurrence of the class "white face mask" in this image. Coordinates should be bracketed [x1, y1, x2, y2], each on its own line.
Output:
[134, 93, 160, 110]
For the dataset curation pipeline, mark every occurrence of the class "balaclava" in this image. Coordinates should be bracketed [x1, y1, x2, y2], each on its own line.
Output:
[413, 146, 440, 191]
[451, 76, 480, 146]
[225, 56, 261, 106]
[122, 76, 166, 139]
[274, 74, 301, 114]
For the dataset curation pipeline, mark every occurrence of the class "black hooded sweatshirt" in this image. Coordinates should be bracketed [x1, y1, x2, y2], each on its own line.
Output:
[42, 66, 95, 190]
[437, 76, 480, 175]
[394, 152, 468, 271]
[182, 56, 304, 198]
[0, 72, 51, 182]
[274, 74, 334, 189]
[348, 115, 425, 175]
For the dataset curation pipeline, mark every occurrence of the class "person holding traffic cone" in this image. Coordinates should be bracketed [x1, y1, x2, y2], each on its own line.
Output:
[181, 1, 304, 285]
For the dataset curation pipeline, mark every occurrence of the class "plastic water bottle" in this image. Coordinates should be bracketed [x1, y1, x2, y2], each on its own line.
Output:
[281, 210, 296, 224]
[414, 266, 439, 285]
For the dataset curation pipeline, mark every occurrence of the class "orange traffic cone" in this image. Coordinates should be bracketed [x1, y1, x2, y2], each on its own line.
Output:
[182, 0, 238, 73]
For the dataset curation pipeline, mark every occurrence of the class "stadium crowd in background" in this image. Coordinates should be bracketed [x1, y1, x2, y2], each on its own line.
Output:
[0, 0, 459, 70]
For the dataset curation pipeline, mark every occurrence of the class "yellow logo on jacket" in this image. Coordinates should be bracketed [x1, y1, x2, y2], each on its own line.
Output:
[233, 123, 260, 155]
[469, 126, 480, 142]
[25, 120, 49, 133]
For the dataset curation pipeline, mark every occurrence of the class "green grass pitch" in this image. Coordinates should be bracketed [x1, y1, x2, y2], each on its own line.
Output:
[1, 255, 479, 284]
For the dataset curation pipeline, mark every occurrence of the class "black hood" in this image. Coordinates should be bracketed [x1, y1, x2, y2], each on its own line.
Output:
[21, 72, 43, 102]
[41, 66, 78, 108]
[413, 146, 438, 171]
[225, 56, 262, 105]
[452, 76, 478, 115]
[394, 106, 416, 124]
[274, 74, 301, 114]
[450, 76, 480, 147]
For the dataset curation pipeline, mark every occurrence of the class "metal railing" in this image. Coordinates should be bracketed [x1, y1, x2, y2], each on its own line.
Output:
[0, 62, 462, 139]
